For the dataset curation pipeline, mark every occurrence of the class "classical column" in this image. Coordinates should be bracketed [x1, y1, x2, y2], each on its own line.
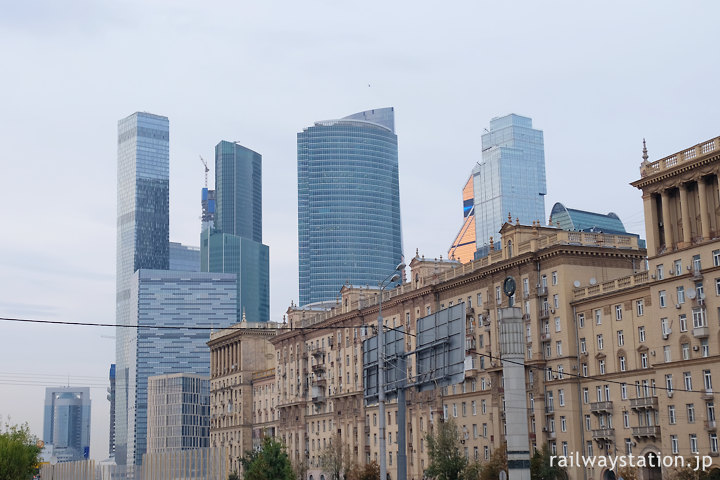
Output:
[679, 183, 692, 244]
[698, 178, 711, 240]
[642, 193, 658, 255]
[660, 189, 674, 249]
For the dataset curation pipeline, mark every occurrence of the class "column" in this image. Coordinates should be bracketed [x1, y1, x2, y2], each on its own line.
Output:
[679, 184, 692, 245]
[698, 178, 711, 240]
[642, 193, 658, 255]
[660, 190, 674, 249]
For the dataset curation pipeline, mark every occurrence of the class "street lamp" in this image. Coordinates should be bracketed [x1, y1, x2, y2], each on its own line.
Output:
[378, 262, 405, 480]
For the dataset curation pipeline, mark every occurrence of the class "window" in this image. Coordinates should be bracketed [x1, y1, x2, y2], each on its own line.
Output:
[671, 435, 679, 454]
[688, 404, 696, 423]
[704, 370, 713, 392]
[621, 383, 627, 399]
[682, 343, 690, 360]
[679, 314, 688, 332]
[708, 402, 716, 422]
[615, 305, 623, 320]
[716, 278, 720, 296]
[559, 389, 565, 406]
[471, 400, 477, 415]
[582, 363, 588, 377]
[578, 313, 585, 328]
[554, 317, 561, 332]
[638, 326, 646, 342]
[694, 254, 702, 273]
[595, 309, 602, 325]
[541, 275, 547, 288]
[657, 264, 664, 280]
[481, 400, 486, 414]
[694, 308, 707, 328]
[678, 286, 685, 304]
[674, 259, 683, 275]
[496, 286, 502, 302]
[636, 299, 644, 316]
[482, 423, 487, 437]
[585, 415, 591, 430]
[596, 386, 603, 402]
[711, 434, 719, 454]
[580, 338, 587, 354]
[714, 250, 720, 267]
[452, 403, 458, 417]
[664, 346, 671, 363]
[690, 434, 698, 454]
[625, 438, 633, 455]
[702, 339, 710, 357]
[619, 356, 626, 371]
[560, 416, 566, 432]
[599, 359, 606, 375]
[556, 341, 562, 356]
[477, 293, 482, 307]
[659, 290, 666, 308]
[552, 271, 558, 285]
[623, 411, 630, 428]
[553, 295, 559, 309]
[557, 365, 564, 379]
[597, 335, 604, 350]
[666, 374, 674, 394]
[641, 352, 648, 368]
[462, 402, 467, 417]
[661, 318, 670, 336]
[617, 330, 624, 346]
[523, 278, 529, 296]
[583, 388, 589, 404]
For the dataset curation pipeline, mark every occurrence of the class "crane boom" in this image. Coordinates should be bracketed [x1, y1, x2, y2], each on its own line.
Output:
[199, 155, 209, 188]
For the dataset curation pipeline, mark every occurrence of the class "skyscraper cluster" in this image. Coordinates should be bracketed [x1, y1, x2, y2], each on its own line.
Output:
[43, 387, 91, 462]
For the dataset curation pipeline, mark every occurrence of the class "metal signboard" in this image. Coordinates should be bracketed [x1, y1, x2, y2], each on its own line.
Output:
[363, 333, 379, 403]
[415, 303, 466, 391]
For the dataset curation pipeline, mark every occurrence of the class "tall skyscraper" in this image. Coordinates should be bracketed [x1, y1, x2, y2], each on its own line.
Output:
[472, 114, 547, 251]
[108, 364, 116, 457]
[448, 175, 477, 264]
[201, 141, 269, 323]
[215, 141, 262, 243]
[297, 107, 403, 306]
[43, 387, 91, 462]
[115, 112, 170, 465]
[169, 241, 200, 272]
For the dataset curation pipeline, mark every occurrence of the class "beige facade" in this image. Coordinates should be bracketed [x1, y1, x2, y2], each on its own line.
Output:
[209, 136, 720, 480]
[208, 321, 279, 474]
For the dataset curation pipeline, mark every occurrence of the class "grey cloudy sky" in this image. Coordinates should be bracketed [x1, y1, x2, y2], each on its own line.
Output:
[0, 0, 718, 460]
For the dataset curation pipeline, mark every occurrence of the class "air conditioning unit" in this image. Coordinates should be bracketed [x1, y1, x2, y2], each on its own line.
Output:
[550, 308, 556, 314]
[662, 333, 669, 340]
[693, 345, 700, 351]
[676, 304, 681, 309]
[668, 391, 674, 398]
[688, 266, 693, 271]
[650, 274, 656, 279]
[598, 443, 604, 450]
[542, 427, 548, 432]
[669, 269, 675, 275]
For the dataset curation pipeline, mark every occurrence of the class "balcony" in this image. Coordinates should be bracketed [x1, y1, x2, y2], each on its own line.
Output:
[702, 389, 714, 400]
[693, 326, 710, 338]
[311, 363, 325, 373]
[311, 393, 326, 404]
[545, 405, 555, 415]
[540, 308, 550, 320]
[540, 332, 551, 342]
[547, 430, 556, 440]
[705, 420, 717, 431]
[592, 428, 615, 441]
[590, 401, 614, 414]
[537, 286, 548, 297]
[632, 425, 660, 438]
[692, 268, 704, 281]
[308, 345, 324, 358]
[629, 397, 658, 410]
[312, 377, 326, 387]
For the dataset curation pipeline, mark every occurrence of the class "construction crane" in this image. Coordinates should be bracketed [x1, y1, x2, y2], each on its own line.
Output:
[199, 155, 209, 188]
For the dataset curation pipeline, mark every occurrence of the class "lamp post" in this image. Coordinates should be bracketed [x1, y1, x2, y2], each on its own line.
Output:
[378, 262, 405, 480]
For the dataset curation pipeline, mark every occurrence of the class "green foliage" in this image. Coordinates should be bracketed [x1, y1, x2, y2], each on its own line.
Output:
[530, 444, 567, 480]
[319, 434, 351, 480]
[616, 465, 638, 480]
[239, 436, 294, 480]
[478, 444, 506, 480]
[424, 420, 468, 480]
[228, 472, 240, 480]
[0, 421, 42, 480]
[462, 461, 483, 480]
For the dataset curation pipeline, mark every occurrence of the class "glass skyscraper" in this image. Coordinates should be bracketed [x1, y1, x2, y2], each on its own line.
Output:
[297, 107, 403, 306]
[43, 387, 91, 462]
[116, 112, 170, 465]
[201, 141, 269, 322]
[215, 141, 262, 243]
[472, 114, 547, 251]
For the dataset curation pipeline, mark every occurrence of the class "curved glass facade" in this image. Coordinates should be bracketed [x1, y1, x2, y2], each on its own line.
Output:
[298, 108, 403, 306]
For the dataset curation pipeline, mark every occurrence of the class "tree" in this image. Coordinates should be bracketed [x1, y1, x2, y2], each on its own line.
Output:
[530, 444, 567, 480]
[478, 444, 507, 480]
[239, 436, 294, 480]
[0, 420, 42, 480]
[228, 472, 240, 480]
[424, 420, 468, 480]
[346, 461, 380, 480]
[319, 434, 355, 480]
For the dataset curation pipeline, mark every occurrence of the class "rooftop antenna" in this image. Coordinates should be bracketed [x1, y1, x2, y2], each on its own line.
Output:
[199, 155, 209, 188]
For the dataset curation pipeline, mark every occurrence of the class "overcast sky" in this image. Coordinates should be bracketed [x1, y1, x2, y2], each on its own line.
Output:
[1, 0, 718, 461]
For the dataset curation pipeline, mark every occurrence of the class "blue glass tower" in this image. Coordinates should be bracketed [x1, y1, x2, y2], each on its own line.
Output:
[201, 141, 269, 322]
[115, 112, 169, 465]
[297, 107, 403, 306]
[43, 387, 91, 462]
[472, 114, 547, 250]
